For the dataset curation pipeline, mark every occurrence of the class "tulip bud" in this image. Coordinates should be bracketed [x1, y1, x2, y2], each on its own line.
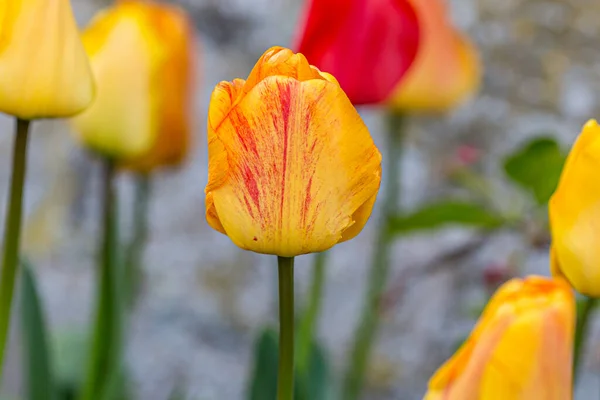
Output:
[0, 0, 95, 119]
[295, 0, 419, 105]
[549, 119, 600, 297]
[72, 0, 194, 168]
[424, 276, 574, 400]
[205, 47, 382, 256]
[388, 0, 480, 112]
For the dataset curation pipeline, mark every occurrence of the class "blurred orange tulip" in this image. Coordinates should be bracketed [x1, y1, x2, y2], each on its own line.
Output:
[0, 0, 95, 119]
[389, 0, 480, 112]
[550, 119, 600, 297]
[205, 47, 382, 257]
[424, 276, 574, 400]
[72, 0, 194, 169]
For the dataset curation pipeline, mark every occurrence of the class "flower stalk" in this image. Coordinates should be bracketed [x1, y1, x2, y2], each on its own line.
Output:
[277, 256, 295, 400]
[573, 296, 597, 381]
[124, 174, 150, 308]
[342, 112, 403, 400]
[297, 251, 327, 376]
[80, 159, 123, 400]
[0, 118, 31, 377]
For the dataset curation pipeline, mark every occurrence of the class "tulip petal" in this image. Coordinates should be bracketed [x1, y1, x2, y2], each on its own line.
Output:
[549, 119, 600, 296]
[206, 75, 381, 256]
[296, 0, 420, 105]
[72, 2, 166, 158]
[425, 276, 574, 400]
[389, 0, 480, 112]
[121, 2, 195, 171]
[0, 0, 95, 119]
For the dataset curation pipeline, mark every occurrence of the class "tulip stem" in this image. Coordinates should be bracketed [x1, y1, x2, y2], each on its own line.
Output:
[124, 173, 150, 308]
[0, 119, 30, 377]
[81, 159, 123, 400]
[573, 296, 598, 381]
[277, 256, 295, 400]
[297, 251, 327, 375]
[342, 112, 403, 400]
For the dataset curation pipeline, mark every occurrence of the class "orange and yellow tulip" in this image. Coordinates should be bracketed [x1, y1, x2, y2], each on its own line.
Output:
[549, 119, 600, 297]
[389, 0, 480, 112]
[205, 47, 382, 257]
[72, 0, 194, 168]
[0, 0, 95, 119]
[424, 276, 574, 400]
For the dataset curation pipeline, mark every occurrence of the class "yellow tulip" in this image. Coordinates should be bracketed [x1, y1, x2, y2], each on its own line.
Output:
[119, 1, 195, 172]
[205, 47, 382, 257]
[424, 276, 574, 400]
[0, 0, 95, 119]
[549, 119, 600, 296]
[72, 0, 194, 164]
[388, 0, 480, 112]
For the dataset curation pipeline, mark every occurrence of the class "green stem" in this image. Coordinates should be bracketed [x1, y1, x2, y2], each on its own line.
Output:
[297, 251, 327, 374]
[80, 159, 122, 400]
[124, 174, 150, 308]
[0, 118, 30, 377]
[277, 256, 295, 400]
[573, 296, 597, 381]
[342, 112, 403, 400]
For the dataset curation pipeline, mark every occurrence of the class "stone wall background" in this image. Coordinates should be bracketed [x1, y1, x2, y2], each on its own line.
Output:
[1, 0, 599, 398]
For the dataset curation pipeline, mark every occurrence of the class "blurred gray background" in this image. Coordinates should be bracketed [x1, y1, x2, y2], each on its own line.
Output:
[1, 0, 599, 398]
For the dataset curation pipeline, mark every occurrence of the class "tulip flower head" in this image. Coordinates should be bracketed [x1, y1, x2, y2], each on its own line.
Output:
[388, 0, 480, 113]
[424, 276, 574, 400]
[0, 0, 95, 119]
[549, 119, 600, 297]
[296, 0, 420, 105]
[72, 0, 194, 169]
[205, 47, 382, 257]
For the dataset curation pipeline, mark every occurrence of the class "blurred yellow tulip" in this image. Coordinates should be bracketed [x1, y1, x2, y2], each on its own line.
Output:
[205, 47, 382, 257]
[72, 0, 194, 167]
[388, 0, 480, 112]
[0, 0, 95, 119]
[549, 119, 600, 296]
[424, 276, 574, 400]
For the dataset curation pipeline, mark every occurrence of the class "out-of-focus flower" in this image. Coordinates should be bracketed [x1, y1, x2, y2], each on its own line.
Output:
[0, 0, 95, 119]
[205, 47, 382, 257]
[424, 276, 574, 400]
[295, 0, 419, 105]
[482, 262, 511, 290]
[549, 119, 600, 297]
[388, 0, 480, 112]
[72, 0, 194, 167]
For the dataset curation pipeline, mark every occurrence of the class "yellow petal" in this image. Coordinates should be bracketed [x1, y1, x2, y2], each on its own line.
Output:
[0, 0, 95, 119]
[388, 0, 480, 113]
[119, 1, 195, 172]
[205, 48, 381, 256]
[549, 119, 600, 296]
[425, 276, 574, 400]
[71, 1, 167, 159]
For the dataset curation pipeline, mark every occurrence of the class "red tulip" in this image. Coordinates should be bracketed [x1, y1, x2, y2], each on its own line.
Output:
[296, 0, 420, 106]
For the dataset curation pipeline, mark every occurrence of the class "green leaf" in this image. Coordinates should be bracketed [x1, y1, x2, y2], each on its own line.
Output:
[21, 260, 55, 400]
[388, 201, 503, 236]
[296, 341, 330, 400]
[247, 327, 278, 400]
[52, 329, 88, 400]
[503, 137, 566, 204]
[246, 327, 332, 400]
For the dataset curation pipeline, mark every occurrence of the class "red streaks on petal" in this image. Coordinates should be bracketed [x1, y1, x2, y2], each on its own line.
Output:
[278, 81, 293, 222]
[230, 111, 259, 157]
[242, 164, 260, 209]
[302, 175, 314, 225]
